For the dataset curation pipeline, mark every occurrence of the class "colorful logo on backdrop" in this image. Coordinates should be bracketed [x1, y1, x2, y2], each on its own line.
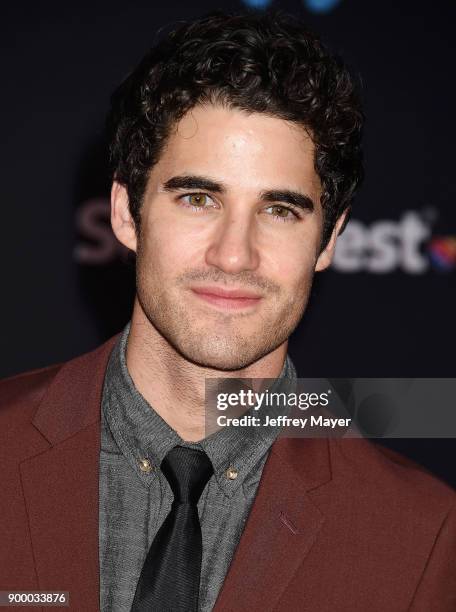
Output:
[241, 0, 343, 11]
[427, 236, 456, 272]
[331, 211, 456, 274]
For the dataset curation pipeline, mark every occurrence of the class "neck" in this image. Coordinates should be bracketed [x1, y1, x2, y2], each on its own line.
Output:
[125, 298, 288, 442]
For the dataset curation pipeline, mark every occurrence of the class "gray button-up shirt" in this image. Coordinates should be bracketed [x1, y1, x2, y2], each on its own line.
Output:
[99, 322, 297, 611]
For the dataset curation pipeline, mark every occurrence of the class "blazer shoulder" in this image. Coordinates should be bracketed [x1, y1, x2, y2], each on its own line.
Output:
[0, 334, 120, 465]
[331, 437, 456, 514]
[0, 363, 65, 462]
[0, 331, 120, 409]
[0, 333, 118, 426]
[0, 363, 63, 417]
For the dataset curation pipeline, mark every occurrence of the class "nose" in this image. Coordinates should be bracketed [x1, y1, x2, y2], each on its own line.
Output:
[205, 210, 260, 274]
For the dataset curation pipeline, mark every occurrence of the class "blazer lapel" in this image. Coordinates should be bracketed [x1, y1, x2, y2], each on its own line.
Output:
[19, 335, 118, 611]
[214, 437, 332, 612]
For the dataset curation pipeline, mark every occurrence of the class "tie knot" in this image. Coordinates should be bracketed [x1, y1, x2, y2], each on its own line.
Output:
[161, 446, 213, 505]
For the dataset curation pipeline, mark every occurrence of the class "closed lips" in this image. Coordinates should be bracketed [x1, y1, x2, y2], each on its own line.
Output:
[190, 286, 262, 299]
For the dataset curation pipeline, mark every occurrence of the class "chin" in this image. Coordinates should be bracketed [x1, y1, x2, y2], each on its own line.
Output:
[163, 332, 254, 371]
[178, 346, 257, 372]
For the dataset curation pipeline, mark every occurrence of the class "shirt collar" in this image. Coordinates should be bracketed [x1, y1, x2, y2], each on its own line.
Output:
[102, 321, 297, 498]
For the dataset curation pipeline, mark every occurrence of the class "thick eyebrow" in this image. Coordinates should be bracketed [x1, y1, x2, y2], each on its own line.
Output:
[161, 174, 315, 212]
[162, 175, 226, 194]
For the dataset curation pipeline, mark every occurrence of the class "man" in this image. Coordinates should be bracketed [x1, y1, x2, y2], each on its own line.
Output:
[1, 10, 455, 612]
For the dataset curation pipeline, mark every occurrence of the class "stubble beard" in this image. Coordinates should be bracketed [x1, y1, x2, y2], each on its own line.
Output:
[135, 262, 312, 372]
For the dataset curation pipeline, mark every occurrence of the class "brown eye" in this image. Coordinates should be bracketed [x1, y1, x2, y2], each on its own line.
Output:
[268, 205, 293, 219]
[273, 206, 289, 217]
[263, 204, 300, 223]
[188, 193, 207, 206]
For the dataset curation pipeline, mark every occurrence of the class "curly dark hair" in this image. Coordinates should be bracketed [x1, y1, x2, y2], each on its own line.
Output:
[107, 9, 364, 250]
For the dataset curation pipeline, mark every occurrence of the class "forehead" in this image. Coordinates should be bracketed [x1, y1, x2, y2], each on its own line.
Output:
[151, 104, 321, 196]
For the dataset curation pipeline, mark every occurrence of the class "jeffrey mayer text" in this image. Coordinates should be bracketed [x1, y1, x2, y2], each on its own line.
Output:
[217, 415, 352, 429]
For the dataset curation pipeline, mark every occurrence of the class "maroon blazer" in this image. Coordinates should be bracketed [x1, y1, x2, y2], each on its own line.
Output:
[1, 334, 456, 611]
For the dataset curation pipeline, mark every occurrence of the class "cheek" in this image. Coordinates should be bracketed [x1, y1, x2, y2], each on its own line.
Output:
[259, 229, 319, 288]
[140, 213, 206, 277]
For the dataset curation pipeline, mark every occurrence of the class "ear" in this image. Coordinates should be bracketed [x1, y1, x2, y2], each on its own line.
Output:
[110, 181, 137, 253]
[314, 208, 349, 272]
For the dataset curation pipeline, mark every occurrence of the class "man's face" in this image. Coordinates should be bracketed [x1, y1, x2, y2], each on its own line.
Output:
[113, 103, 342, 371]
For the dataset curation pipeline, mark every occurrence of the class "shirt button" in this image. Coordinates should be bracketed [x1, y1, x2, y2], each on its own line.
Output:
[139, 458, 153, 473]
[225, 467, 238, 480]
